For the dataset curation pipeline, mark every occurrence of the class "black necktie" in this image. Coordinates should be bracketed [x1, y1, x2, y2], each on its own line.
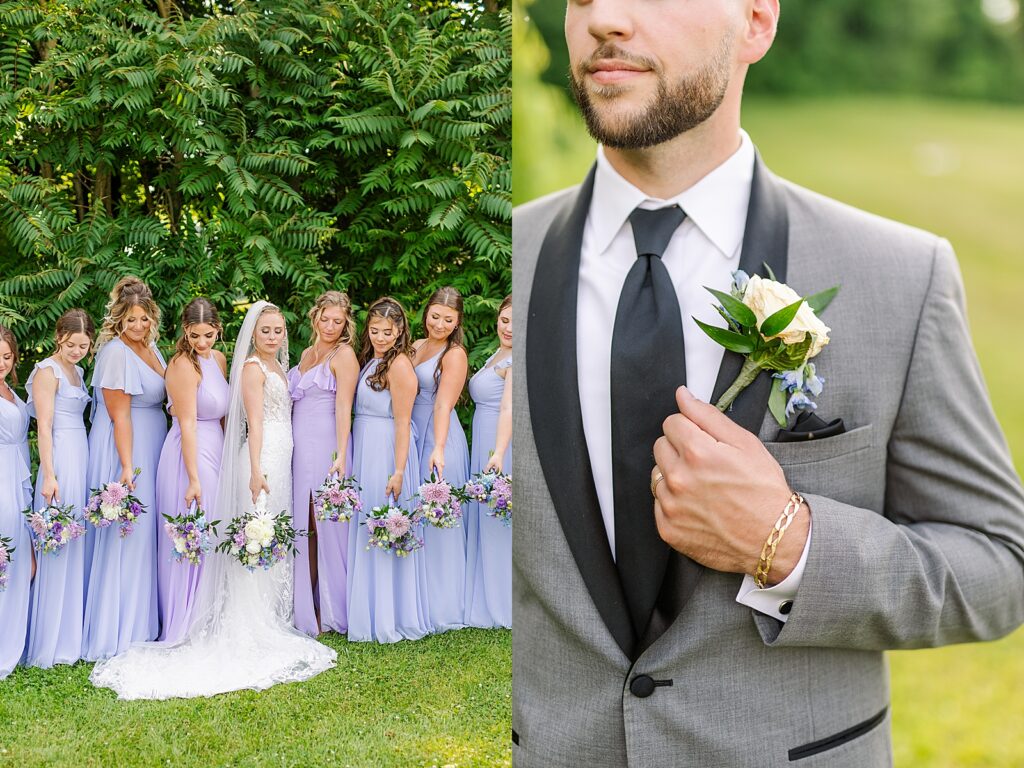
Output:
[610, 205, 687, 641]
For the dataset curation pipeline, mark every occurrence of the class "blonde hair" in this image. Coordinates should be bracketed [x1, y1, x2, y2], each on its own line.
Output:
[97, 277, 161, 348]
[308, 291, 354, 351]
[0, 324, 20, 385]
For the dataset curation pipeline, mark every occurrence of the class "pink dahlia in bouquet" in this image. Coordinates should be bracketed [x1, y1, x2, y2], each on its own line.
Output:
[413, 473, 464, 529]
[0, 535, 13, 592]
[487, 473, 512, 526]
[23, 502, 86, 555]
[364, 503, 424, 556]
[84, 469, 146, 537]
[312, 473, 363, 523]
[163, 504, 219, 567]
[216, 495, 302, 572]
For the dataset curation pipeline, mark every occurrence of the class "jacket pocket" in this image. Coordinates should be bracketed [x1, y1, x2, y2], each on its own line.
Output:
[765, 423, 874, 466]
[788, 706, 888, 761]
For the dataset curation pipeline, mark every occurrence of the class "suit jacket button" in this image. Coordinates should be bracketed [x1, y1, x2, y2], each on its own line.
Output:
[630, 675, 656, 698]
[779, 600, 794, 615]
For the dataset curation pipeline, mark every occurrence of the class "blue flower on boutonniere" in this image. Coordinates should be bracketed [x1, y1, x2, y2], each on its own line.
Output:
[694, 266, 839, 427]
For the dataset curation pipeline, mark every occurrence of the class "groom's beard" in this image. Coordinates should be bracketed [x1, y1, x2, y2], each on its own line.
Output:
[569, 41, 732, 150]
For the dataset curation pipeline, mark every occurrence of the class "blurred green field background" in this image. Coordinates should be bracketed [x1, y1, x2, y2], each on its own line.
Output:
[514, 6, 1024, 767]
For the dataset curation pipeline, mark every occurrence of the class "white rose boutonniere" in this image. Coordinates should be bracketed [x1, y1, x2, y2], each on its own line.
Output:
[694, 267, 839, 427]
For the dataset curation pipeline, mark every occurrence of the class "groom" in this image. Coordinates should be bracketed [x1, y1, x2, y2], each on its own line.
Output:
[513, 1, 1024, 766]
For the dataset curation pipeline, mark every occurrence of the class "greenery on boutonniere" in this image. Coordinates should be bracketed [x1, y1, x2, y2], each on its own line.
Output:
[695, 267, 839, 427]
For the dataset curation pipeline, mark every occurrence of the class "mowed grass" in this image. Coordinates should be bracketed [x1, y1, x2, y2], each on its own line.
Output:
[514, 14, 1024, 764]
[0, 629, 511, 767]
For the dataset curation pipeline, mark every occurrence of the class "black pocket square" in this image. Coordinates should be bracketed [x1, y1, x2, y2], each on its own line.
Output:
[775, 411, 846, 442]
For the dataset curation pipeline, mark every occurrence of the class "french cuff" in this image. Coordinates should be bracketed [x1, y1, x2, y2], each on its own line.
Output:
[735, 515, 812, 622]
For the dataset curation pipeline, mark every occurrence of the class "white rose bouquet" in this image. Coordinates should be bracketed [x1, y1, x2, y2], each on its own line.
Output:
[695, 268, 839, 426]
[215, 494, 304, 572]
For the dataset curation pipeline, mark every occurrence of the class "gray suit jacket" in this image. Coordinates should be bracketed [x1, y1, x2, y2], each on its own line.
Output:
[512, 158, 1024, 767]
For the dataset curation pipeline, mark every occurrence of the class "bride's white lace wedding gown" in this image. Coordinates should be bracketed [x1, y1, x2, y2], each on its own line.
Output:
[90, 356, 336, 700]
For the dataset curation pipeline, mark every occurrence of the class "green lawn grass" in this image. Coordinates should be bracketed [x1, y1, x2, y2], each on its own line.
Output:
[0, 629, 511, 767]
[514, 9, 1024, 764]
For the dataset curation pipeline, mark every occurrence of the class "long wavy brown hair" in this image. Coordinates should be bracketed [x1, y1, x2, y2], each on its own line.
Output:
[97, 276, 161, 348]
[308, 290, 354, 355]
[417, 286, 465, 393]
[54, 309, 96, 358]
[171, 298, 222, 377]
[0, 324, 20, 385]
[358, 297, 412, 392]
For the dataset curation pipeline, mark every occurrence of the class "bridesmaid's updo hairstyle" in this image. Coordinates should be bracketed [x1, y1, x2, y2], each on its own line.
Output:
[0, 324, 20, 385]
[97, 276, 161, 348]
[359, 296, 412, 392]
[173, 297, 222, 377]
[308, 290, 354, 349]
[54, 309, 96, 353]
[419, 285, 465, 392]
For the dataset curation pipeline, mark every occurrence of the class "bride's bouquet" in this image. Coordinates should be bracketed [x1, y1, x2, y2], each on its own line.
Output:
[364, 503, 424, 557]
[84, 469, 146, 537]
[413, 473, 464, 530]
[312, 464, 363, 523]
[216, 495, 302, 572]
[163, 504, 219, 567]
[0, 535, 13, 592]
[23, 502, 86, 555]
[463, 471, 513, 526]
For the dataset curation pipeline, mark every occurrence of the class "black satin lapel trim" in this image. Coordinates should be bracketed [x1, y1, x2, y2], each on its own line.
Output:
[710, 153, 790, 436]
[526, 166, 636, 660]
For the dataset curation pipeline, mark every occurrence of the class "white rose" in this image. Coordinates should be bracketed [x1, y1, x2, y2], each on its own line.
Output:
[174, 538, 187, 554]
[742, 275, 831, 359]
[100, 503, 120, 521]
[246, 539, 263, 554]
[244, 515, 273, 542]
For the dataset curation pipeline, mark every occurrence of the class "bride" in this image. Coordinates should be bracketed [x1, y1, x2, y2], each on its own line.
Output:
[91, 301, 336, 699]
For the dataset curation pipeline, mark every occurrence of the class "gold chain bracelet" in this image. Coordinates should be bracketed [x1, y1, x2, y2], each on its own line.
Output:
[754, 492, 804, 589]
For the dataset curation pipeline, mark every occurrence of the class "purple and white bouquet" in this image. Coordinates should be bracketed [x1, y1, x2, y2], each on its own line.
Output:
[487, 473, 512, 526]
[216, 496, 302, 572]
[163, 504, 219, 567]
[364, 503, 424, 557]
[0, 535, 13, 592]
[413, 473, 464, 529]
[312, 472, 363, 523]
[23, 502, 86, 555]
[463, 471, 512, 526]
[84, 468, 146, 537]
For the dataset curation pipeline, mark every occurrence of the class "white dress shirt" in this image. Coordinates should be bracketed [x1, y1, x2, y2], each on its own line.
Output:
[576, 130, 808, 622]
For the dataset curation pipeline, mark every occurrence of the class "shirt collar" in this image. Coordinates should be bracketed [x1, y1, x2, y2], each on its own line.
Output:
[590, 129, 755, 260]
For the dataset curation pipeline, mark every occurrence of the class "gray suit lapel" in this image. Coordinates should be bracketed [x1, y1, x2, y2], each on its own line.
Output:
[526, 166, 637, 660]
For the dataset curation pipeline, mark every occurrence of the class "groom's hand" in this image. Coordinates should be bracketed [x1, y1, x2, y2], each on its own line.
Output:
[652, 386, 810, 584]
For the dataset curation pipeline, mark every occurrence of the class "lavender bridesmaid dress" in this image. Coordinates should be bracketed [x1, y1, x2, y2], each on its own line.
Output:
[411, 349, 469, 633]
[24, 359, 91, 667]
[82, 338, 168, 660]
[464, 354, 512, 628]
[346, 359, 430, 643]
[156, 353, 229, 642]
[289, 354, 353, 636]
[0, 389, 32, 679]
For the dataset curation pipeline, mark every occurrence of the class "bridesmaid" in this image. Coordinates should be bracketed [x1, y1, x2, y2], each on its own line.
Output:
[464, 295, 513, 628]
[24, 310, 94, 667]
[411, 287, 470, 633]
[82, 277, 169, 660]
[346, 297, 430, 643]
[156, 298, 228, 642]
[288, 291, 359, 637]
[0, 325, 32, 680]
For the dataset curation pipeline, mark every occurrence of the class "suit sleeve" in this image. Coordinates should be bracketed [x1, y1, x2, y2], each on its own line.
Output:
[756, 238, 1024, 649]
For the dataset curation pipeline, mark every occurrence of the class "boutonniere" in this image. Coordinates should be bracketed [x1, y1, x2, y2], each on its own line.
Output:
[695, 268, 839, 427]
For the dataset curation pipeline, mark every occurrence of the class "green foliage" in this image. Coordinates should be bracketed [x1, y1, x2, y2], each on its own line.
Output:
[0, 0, 511, 379]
